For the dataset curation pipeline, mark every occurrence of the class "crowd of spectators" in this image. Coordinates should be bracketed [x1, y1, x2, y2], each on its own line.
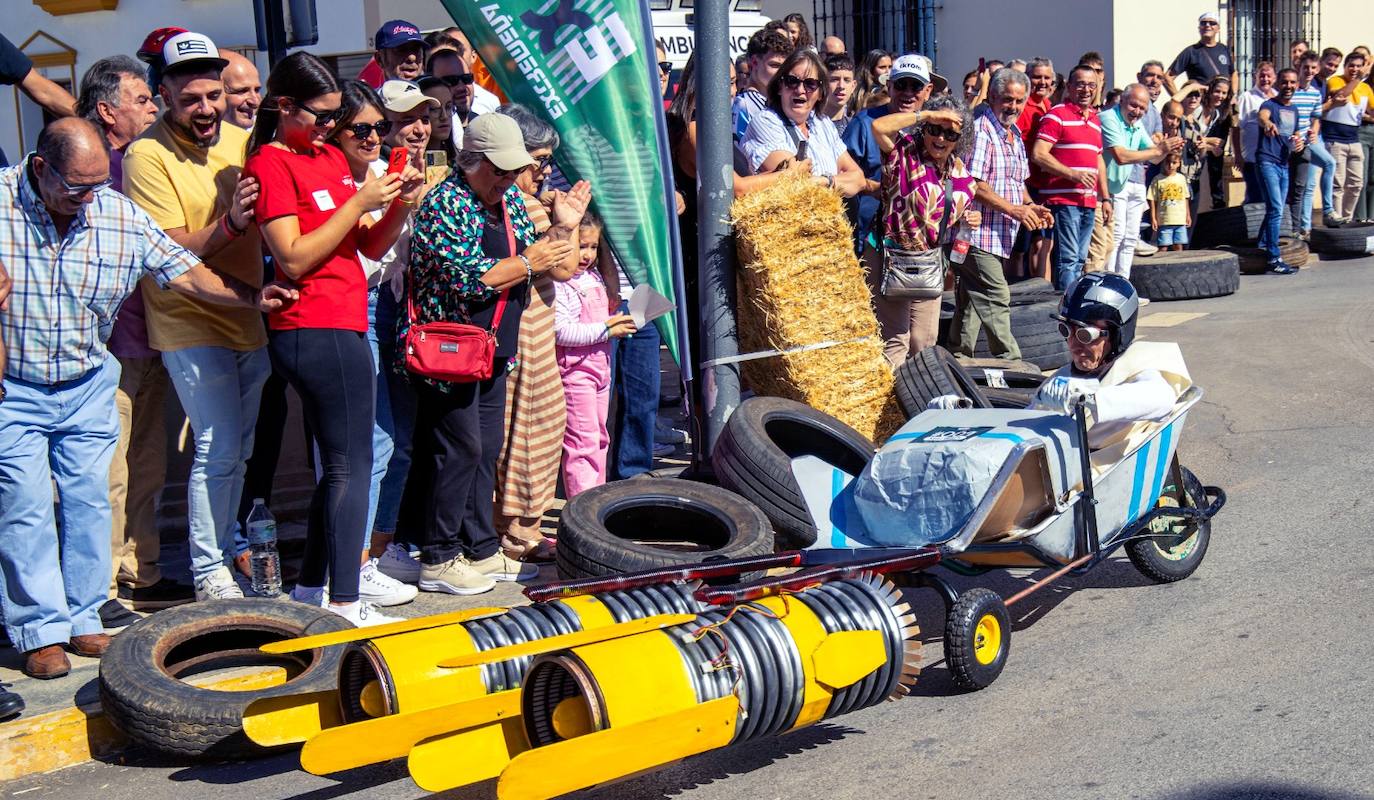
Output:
[0, 9, 1371, 692]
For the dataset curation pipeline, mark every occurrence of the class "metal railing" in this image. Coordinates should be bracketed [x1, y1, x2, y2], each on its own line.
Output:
[811, 0, 937, 63]
[1229, 0, 1321, 90]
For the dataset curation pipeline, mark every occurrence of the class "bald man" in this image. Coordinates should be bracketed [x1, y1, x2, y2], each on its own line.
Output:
[0, 117, 297, 679]
[822, 36, 847, 57]
[219, 49, 261, 130]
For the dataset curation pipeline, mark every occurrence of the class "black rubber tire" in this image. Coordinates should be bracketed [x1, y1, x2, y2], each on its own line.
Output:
[944, 587, 1011, 691]
[1217, 237, 1309, 274]
[1191, 203, 1295, 249]
[983, 386, 1037, 408]
[944, 300, 1068, 372]
[1309, 222, 1374, 256]
[99, 599, 353, 759]
[1126, 466, 1212, 583]
[1007, 277, 1060, 305]
[964, 365, 1046, 391]
[555, 478, 774, 579]
[711, 396, 875, 549]
[1130, 250, 1240, 301]
[894, 346, 992, 418]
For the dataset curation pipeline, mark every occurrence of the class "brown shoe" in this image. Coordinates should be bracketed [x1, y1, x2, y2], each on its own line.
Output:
[23, 645, 70, 679]
[69, 633, 111, 658]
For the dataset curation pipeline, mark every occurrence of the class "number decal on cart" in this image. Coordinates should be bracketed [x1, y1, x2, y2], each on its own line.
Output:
[917, 426, 994, 443]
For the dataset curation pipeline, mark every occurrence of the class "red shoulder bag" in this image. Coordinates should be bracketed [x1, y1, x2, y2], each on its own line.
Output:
[403, 204, 515, 383]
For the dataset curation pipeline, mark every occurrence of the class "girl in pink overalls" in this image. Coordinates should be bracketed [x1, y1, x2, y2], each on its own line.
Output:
[553, 215, 637, 496]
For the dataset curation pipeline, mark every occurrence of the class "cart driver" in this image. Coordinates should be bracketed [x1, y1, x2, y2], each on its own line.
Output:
[1031, 273, 1192, 461]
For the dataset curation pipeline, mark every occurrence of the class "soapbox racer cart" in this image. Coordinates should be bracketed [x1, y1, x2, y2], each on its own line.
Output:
[577, 388, 1227, 692]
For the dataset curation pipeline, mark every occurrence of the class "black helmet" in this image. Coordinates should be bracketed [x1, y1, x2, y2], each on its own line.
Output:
[1057, 273, 1139, 361]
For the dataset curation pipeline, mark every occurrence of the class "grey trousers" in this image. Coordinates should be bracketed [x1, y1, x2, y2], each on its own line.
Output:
[950, 245, 1021, 360]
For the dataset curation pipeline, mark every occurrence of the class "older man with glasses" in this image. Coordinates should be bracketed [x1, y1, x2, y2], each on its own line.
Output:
[1165, 11, 1238, 97]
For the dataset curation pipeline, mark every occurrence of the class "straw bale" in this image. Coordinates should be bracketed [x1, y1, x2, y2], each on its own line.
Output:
[731, 172, 903, 442]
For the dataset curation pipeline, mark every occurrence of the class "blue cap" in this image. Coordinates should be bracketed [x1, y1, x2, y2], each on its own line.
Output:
[374, 20, 424, 50]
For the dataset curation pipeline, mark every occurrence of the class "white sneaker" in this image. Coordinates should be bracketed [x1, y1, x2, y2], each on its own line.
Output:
[359, 559, 418, 606]
[375, 543, 422, 583]
[1134, 240, 1158, 256]
[289, 584, 327, 608]
[1139, 297, 1151, 307]
[469, 550, 539, 583]
[654, 416, 687, 444]
[328, 600, 403, 627]
[419, 555, 497, 595]
[195, 566, 245, 601]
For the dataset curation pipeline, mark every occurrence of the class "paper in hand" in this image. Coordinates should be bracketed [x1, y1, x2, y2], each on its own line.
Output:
[628, 284, 676, 329]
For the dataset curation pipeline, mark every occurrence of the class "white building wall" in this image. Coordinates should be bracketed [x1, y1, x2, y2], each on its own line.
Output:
[932, 0, 1113, 88]
[1111, 1, 1223, 92]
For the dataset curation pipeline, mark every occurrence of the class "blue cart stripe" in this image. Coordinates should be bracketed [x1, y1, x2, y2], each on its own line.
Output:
[830, 466, 846, 548]
[1128, 439, 1152, 520]
[887, 431, 928, 442]
[981, 432, 1024, 442]
[1145, 423, 1175, 515]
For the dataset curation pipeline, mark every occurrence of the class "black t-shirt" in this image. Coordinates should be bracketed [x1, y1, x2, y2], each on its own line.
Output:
[0, 33, 34, 85]
[1169, 43, 1233, 84]
[472, 206, 529, 359]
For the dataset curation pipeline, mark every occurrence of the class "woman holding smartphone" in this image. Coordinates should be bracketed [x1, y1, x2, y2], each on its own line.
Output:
[244, 53, 422, 625]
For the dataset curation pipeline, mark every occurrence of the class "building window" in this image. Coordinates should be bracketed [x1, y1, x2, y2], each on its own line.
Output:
[811, 0, 937, 64]
[1229, 0, 1321, 89]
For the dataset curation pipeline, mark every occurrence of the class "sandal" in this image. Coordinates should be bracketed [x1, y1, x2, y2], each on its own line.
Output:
[503, 537, 557, 563]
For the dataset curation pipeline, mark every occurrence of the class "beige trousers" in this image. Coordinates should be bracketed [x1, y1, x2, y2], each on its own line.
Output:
[862, 244, 942, 368]
[1330, 141, 1366, 221]
[109, 355, 168, 595]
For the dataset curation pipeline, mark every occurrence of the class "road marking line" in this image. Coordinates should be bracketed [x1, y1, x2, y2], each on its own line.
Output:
[1138, 312, 1209, 327]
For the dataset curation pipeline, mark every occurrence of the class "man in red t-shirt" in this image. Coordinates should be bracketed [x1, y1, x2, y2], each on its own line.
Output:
[1031, 63, 1111, 290]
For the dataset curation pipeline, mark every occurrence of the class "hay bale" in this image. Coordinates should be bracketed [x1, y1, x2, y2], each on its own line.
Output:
[731, 172, 904, 443]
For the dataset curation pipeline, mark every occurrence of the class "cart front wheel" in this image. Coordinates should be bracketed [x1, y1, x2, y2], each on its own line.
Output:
[1126, 466, 1211, 583]
[944, 588, 1010, 690]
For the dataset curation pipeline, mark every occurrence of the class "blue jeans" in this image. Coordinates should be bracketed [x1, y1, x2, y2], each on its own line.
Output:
[162, 345, 271, 584]
[1050, 205, 1096, 291]
[1301, 138, 1336, 231]
[1258, 160, 1289, 261]
[363, 288, 396, 550]
[1242, 162, 1262, 204]
[372, 287, 416, 539]
[0, 359, 119, 652]
[608, 301, 660, 480]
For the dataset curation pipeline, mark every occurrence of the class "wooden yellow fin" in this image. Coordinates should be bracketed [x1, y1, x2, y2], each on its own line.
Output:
[259, 606, 508, 654]
[298, 689, 521, 776]
[408, 715, 531, 792]
[811, 629, 887, 690]
[496, 696, 740, 800]
[435, 614, 697, 669]
[241, 690, 342, 747]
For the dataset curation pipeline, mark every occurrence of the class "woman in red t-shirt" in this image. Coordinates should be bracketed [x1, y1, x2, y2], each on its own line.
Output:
[243, 52, 422, 625]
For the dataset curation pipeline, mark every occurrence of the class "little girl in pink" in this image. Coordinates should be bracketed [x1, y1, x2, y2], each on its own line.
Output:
[553, 214, 636, 496]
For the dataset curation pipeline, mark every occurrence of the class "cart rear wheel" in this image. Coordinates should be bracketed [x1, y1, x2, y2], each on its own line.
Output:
[1126, 466, 1211, 583]
[944, 588, 1010, 690]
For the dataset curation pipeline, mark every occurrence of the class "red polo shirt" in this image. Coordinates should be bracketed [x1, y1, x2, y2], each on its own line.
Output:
[1032, 102, 1102, 208]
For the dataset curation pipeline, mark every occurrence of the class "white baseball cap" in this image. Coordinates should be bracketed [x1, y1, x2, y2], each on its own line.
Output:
[161, 31, 228, 73]
[889, 54, 931, 87]
[380, 80, 440, 113]
[1199, 11, 1220, 23]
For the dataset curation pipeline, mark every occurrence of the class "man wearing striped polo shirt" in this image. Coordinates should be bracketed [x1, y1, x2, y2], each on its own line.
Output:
[1289, 51, 1339, 235]
[1031, 63, 1111, 291]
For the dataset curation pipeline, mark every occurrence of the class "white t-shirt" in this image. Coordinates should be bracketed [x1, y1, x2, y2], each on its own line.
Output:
[360, 159, 412, 298]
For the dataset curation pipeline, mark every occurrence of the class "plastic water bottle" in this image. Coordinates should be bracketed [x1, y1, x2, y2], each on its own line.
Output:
[950, 220, 971, 264]
[245, 499, 281, 597]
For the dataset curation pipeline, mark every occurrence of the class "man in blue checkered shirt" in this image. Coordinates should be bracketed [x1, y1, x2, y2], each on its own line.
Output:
[0, 118, 296, 679]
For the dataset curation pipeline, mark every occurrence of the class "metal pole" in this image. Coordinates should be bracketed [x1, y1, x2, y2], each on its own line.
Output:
[693, 0, 741, 463]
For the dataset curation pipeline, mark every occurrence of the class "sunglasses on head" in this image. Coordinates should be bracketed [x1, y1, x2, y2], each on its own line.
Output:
[658, 61, 673, 75]
[1058, 321, 1107, 344]
[781, 74, 822, 93]
[292, 101, 343, 127]
[922, 124, 960, 143]
[343, 120, 394, 139]
[441, 74, 476, 87]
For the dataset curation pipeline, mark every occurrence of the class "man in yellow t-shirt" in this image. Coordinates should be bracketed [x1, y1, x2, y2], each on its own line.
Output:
[1322, 52, 1374, 221]
[122, 32, 267, 602]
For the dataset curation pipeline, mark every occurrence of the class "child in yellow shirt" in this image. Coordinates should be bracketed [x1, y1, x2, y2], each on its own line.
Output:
[1148, 153, 1192, 251]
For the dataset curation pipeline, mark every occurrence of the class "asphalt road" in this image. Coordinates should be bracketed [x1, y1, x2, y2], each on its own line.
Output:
[7, 254, 1374, 800]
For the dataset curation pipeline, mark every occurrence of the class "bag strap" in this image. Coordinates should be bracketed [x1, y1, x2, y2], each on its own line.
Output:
[405, 202, 512, 332]
[934, 174, 955, 246]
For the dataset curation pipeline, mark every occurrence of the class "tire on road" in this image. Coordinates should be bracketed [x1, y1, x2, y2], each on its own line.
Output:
[1191, 203, 1294, 248]
[1308, 222, 1374, 257]
[712, 396, 876, 549]
[894, 346, 991, 418]
[1217, 237, 1309, 274]
[944, 587, 1011, 691]
[1129, 250, 1239, 301]
[1126, 465, 1212, 583]
[99, 598, 353, 759]
[555, 478, 774, 579]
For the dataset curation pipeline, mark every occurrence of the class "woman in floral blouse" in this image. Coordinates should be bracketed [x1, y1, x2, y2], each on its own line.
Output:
[869, 93, 981, 367]
[397, 113, 589, 595]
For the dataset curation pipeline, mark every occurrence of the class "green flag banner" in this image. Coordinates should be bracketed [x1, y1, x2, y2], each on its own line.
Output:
[440, 0, 689, 369]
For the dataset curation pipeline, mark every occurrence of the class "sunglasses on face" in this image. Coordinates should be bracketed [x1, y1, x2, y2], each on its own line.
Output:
[344, 120, 394, 139]
[441, 74, 476, 87]
[486, 156, 516, 178]
[293, 102, 343, 127]
[922, 124, 960, 143]
[781, 74, 822, 93]
[892, 78, 923, 93]
[1199, 20, 1218, 28]
[45, 162, 111, 197]
[1058, 321, 1106, 344]
[529, 154, 552, 172]
[428, 104, 459, 118]
[658, 61, 673, 75]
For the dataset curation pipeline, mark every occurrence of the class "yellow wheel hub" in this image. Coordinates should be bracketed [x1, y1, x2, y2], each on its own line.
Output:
[973, 614, 1002, 666]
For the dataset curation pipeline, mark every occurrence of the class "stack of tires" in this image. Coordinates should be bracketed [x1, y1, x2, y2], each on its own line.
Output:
[1309, 222, 1374, 258]
[938, 278, 1068, 371]
[893, 345, 1041, 417]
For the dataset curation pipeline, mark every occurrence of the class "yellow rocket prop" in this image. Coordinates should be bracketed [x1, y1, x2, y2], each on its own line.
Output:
[245, 572, 919, 800]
